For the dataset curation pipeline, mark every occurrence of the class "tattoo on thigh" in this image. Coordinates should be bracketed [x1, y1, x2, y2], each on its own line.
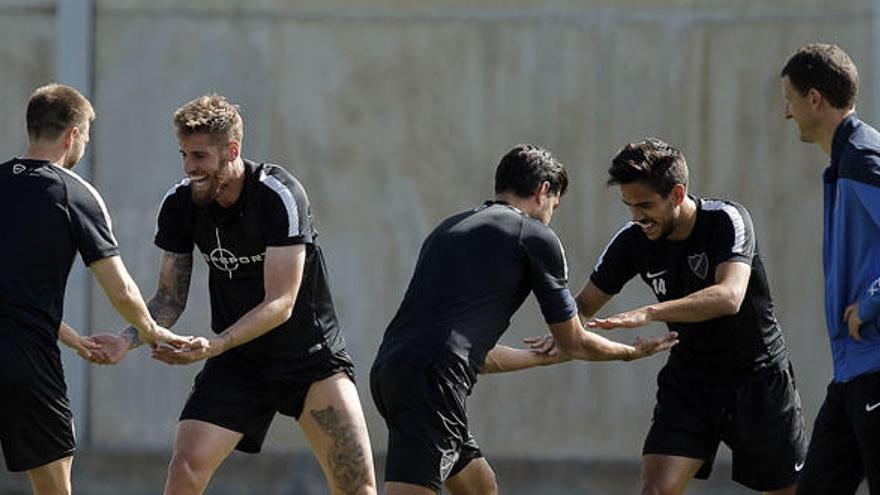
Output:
[309, 405, 369, 494]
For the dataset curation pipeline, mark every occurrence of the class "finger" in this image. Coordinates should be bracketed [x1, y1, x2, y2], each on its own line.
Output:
[850, 320, 862, 342]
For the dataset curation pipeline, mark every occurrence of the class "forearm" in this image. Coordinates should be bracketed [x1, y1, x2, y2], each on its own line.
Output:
[118, 290, 187, 349]
[643, 285, 740, 323]
[58, 322, 81, 348]
[212, 297, 293, 353]
[480, 345, 559, 374]
[566, 331, 636, 362]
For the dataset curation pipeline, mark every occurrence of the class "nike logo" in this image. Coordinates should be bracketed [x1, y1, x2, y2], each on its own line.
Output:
[646, 270, 667, 278]
[866, 401, 880, 412]
[795, 462, 804, 472]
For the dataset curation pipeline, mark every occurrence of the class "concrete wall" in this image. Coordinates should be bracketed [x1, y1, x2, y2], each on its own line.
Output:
[0, 0, 876, 492]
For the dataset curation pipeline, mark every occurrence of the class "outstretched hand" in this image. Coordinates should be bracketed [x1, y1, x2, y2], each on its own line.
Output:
[68, 334, 104, 361]
[587, 308, 651, 330]
[86, 333, 130, 364]
[630, 332, 679, 360]
[140, 325, 192, 349]
[151, 336, 215, 365]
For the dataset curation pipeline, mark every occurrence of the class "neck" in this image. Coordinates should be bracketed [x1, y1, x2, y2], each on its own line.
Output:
[215, 157, 246, 207]
[495, 192, 532, 214]
[667, 195, 698, 241]
[21, 143, 68, 168]
[818, 108, 855, 156]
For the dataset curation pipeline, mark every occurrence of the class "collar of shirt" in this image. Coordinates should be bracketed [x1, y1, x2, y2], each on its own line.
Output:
[828, 112, 860, 181]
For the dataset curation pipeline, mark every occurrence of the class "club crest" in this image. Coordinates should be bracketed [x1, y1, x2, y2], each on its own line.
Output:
[688, 252, 708, 280]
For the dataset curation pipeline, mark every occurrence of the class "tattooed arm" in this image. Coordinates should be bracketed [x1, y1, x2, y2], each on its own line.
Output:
[89, 251, 194, 364]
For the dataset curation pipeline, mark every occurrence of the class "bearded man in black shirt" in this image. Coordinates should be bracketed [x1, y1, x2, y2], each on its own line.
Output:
[90, 94, 376, 495]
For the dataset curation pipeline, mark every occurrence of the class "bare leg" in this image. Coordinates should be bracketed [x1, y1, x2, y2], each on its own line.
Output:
[641, 454, 704, 495]
[765, 485, 796, 495]
[445, 457, 498, 495]
[163, 420, 242, 495]
[384, 482, 437, 495]
[26, 456, 73, 495]
[298, 372, 377, 495]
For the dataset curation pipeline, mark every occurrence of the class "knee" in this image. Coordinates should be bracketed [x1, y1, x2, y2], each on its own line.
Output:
[165, 452, 212, 494]
[477, 469, 498, 495]
[641, 480, 682, 495]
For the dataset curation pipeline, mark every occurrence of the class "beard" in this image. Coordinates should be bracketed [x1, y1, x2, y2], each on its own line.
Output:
[191, 159, 231, 206]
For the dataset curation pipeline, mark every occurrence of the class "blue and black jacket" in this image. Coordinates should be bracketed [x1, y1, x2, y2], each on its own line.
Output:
[825, 113, 880, 382]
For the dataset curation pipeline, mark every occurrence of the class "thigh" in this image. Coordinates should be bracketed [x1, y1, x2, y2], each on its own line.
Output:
[643, 367, 719, 480]
[850, 370, 880, 492]
[797, 382, 863, 495]
[641, 454, 704, 495]
[445, 457, 496, 495]
[179, 360, 276, 454]
[0, 347, 75, 473]
[26, 455, 72, 495]
[372, 360, 470, 492]
[298, 371, 376, 494]
[726, 364, 807, 492]
[170, 419, 242, 473]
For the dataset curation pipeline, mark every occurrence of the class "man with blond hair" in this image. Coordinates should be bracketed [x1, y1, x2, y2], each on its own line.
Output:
[0, 83, 188, 495]
[93, 94, 377, 495]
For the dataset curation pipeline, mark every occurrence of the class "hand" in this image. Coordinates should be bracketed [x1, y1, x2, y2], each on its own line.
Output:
[87, 333, 131, 364]
[524, 334, 556, 354]
[139, 325, 193, 349]
[150, 336, 216, 365]
[587, 308, 651, 330]
[66, 334, 104, 361]
[844, 302, 864, 342]
[630, 332, 679, 360]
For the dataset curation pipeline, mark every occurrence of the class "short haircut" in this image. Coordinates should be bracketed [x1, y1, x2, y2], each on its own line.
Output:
[26, 84, 95, 142]
[781, 43, 859, 110]
[173, 94, 244, 144]
[494, 144, 569, 198]
[608, 138, 688, 196]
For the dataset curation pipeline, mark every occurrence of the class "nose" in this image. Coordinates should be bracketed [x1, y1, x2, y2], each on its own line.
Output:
[783, 104, 792, 120]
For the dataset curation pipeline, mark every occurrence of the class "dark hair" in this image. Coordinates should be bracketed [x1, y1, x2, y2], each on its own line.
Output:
[781, 43, 859, 110]
[608, 138, 688, 196]
[494, 144, 568, 198]
[26, 83, 95, 142]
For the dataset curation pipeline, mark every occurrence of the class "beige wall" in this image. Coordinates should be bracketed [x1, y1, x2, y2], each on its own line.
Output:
[2, 0, 875, 463]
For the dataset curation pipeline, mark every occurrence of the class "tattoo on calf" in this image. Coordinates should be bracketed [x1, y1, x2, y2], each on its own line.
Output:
[309, 405, 369, 494]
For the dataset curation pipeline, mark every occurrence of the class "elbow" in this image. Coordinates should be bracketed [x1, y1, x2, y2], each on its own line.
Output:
[274, 295, 295, 323]
[723, 289, 745, 315]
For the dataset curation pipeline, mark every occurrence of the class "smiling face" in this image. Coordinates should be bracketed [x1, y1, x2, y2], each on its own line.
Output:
[178, 132, 237, 206]
[619, 181, 682, 241]
[782, 75, 822, 144]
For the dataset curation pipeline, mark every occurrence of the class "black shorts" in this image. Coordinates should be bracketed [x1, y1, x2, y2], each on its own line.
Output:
[0, 339, 75, 472]
[180, 349, 355, 453]
[797, 369, 880, 495]
[643, 361, 807, 491]
[370, 358, 483, 493]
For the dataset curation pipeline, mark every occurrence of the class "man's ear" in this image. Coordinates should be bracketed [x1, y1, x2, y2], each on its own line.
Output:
[227, 140, 240, 161]
[670, 183, 686, 206]
[63, 126, 78, 150]
[535, 181, 551, 201]
[807, 88, 824, 110]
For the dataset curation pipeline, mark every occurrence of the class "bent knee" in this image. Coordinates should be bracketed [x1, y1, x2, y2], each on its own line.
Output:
[166, 452, 214, 492]
[641, 482, 684, 495]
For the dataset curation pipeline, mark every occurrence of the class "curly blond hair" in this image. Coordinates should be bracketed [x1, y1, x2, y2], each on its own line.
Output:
[173, 94, 243, 144]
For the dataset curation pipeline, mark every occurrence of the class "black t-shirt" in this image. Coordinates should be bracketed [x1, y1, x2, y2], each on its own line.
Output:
[0, 158, 119, 348]
[590, 197, 787, 380]
[154, 160, 345, 379]
[375, 201, 578, 389]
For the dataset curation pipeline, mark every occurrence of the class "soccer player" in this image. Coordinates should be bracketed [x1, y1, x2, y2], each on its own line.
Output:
[89, 94, 376, 495]
[0, 84, 188, 495]
[533, 138, 806, 494]
[781, 43, 880, 494]
[370, 144, 679, 495]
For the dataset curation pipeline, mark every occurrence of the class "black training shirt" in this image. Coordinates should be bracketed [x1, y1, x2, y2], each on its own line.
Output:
[591, 197, 787, 380]
[375, 201, 577, 389]
[0, 158, 119, 348]
[155, 160, 345, 379]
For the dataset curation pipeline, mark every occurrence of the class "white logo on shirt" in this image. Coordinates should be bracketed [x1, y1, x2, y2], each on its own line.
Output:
[12, 164, 25, 174]
[646, 269, 667, 278]
[688, 252, 709, 280]
[204, 229, 264, 279]
[795, 461, 805, 472]
[866, 401, 880, 412]
[869, 277, 880, 297]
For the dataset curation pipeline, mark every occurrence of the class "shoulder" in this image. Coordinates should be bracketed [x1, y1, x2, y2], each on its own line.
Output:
[700, 198, 752, 227]
[520, 217, 565, 254]
[254, 162, 305, 196]
[159, 178, 193, 209]
[51, 164, 108, 209]
[840, 124, 880, 187]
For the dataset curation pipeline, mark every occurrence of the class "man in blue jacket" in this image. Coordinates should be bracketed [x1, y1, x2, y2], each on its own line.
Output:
[782, 43, 880, 494]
